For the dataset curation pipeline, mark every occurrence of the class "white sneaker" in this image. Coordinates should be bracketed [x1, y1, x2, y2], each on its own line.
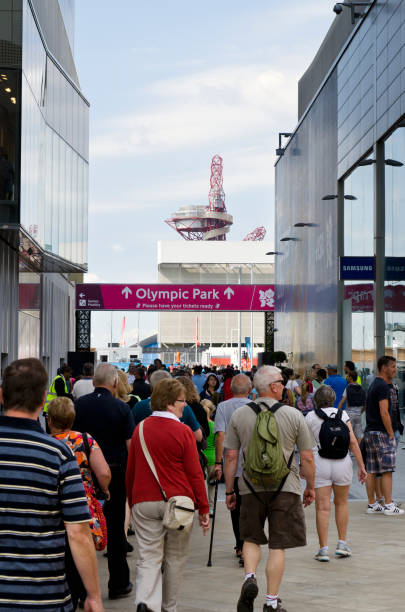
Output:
[335, 542, 351, 557]
[314, 549, 329, 562]
[383, 505, 404, 516]
[366, 503, 384, 514]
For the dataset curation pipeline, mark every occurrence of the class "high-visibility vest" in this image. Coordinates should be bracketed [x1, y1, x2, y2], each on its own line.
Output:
[43, 375, 68, 412]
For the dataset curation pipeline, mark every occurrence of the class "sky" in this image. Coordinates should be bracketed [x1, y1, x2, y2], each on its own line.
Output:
[74, 0, 336, 348]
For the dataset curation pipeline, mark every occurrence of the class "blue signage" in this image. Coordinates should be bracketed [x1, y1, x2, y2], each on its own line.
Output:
[340, 256, 375, 280]
[385, 257, 405, 281]
[245, 336, 252, 361]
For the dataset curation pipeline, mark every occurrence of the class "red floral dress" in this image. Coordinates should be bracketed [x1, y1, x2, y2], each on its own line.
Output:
[54, 430, 99, 492]
[54, 430, 107, 550]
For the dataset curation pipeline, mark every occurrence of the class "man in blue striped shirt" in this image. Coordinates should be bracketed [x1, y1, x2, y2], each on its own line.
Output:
[0, 358, 103, 612]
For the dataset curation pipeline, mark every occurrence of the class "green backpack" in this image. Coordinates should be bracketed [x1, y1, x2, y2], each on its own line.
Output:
[243, 401, 293, 490]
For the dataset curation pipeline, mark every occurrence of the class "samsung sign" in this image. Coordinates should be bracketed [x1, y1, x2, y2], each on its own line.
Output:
[340, 256, 405, 281]
[385, 257, 405, 281]
[340, 257, 375, 280]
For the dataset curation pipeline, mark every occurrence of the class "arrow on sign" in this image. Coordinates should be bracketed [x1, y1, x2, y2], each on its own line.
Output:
[79, 293, 85, 298]
[224, 287, 235, 300]
[122, 286, 133, 299]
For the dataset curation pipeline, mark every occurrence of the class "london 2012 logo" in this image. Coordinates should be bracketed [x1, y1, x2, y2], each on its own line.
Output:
[259, 288, 275, 308]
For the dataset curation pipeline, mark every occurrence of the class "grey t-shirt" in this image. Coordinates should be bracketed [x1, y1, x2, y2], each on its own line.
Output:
[225, 397, 314, 496]
[214, 397, 250, 477]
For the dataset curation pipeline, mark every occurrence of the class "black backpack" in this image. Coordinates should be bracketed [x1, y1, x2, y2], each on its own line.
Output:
[315, 408, 350, 459]
[346, 383, 366, 407]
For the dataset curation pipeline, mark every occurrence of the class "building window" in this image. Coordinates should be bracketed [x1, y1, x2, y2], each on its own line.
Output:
[384, 128, 405, 412]
[0, 69, 19, 222]
[343, 158, 375, 376]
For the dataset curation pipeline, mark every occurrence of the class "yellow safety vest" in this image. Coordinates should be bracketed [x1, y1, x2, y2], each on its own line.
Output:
[43, 375, 68, 412]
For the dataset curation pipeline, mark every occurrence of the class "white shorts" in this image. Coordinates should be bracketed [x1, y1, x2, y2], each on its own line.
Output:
[314, 452, 353, 488]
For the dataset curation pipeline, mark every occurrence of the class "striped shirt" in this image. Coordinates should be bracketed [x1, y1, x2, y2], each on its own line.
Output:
[0, 415, 91, 611]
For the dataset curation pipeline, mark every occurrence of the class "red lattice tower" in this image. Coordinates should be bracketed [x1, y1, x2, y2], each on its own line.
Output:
[165, 155, 233, 240]
[243, 226, 267, 241]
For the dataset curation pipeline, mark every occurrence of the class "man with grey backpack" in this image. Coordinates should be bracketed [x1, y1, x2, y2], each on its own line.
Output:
[224, 365, 315, 612]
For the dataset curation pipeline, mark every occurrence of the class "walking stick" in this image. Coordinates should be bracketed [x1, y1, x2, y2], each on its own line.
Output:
[207, 479, 218, 567]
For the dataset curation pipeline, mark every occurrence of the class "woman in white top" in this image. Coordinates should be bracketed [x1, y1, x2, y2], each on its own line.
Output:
[305, 385, 367, 562]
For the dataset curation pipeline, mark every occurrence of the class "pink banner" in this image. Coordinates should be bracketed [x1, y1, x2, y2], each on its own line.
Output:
[76, 284, 275, 312]
[344, 283, 405, 312]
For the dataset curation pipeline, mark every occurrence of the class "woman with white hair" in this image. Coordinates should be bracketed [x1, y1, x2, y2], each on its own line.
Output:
[126, 378, 209, 612]
[305, 384, 367, 562]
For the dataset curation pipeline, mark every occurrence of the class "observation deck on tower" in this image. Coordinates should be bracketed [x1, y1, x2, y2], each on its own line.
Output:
[165, 155, 233, 241]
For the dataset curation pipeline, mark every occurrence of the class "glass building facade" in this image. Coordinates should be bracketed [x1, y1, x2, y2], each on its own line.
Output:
[0, 0, 88, 266]
[275, 0, 405, 406]
[0, 0, 88, 375]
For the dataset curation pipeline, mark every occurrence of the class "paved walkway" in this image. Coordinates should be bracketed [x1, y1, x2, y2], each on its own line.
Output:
[99, 494, 405, 611]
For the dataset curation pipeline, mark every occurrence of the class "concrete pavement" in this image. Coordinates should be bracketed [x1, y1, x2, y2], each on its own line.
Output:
[98, 492, 405, 611]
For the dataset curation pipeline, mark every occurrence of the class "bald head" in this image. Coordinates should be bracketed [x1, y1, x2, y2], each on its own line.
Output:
[149, 369, 171, 390]
[230, 374, 252, 397]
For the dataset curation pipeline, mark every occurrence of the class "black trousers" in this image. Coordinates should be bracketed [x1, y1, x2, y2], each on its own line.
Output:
[65, 537, 86, 610]
[231, 477, 243, 550]
[103, 465, 130, 591]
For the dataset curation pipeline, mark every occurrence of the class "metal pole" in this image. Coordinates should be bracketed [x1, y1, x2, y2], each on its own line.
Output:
[250, 264, 254, 368]
[207, 480, 218, 567]
[238, 267, 242, 368]
[195, 316, 198, 363]
[337, 179, 345, 372]
[374, 140, 385, 361]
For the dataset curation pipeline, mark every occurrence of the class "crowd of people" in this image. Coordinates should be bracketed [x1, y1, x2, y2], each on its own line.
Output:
[0, 354, 403, 612]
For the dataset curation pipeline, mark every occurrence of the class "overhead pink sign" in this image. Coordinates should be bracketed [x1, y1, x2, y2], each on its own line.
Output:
[76, 284, 275, 312]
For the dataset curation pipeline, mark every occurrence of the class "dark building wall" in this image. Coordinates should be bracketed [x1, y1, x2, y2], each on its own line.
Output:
[0, 0, 22, 68]
[0, 238, 19, 369]
[275, 71, 338, 370]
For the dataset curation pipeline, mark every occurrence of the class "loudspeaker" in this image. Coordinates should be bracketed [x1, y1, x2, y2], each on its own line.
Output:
[257, 352, 274, 367]
[68, 351, 96, 379]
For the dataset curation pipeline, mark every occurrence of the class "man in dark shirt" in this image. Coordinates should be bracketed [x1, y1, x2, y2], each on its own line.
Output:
[74, 363, 135, 599]
[389, 382, 404, 447]
[364, 355, 403, 516]
[132, 367, 151, 400]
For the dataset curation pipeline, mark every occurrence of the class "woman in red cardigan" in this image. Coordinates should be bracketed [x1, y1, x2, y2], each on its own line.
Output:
[126, 378, 209, 612]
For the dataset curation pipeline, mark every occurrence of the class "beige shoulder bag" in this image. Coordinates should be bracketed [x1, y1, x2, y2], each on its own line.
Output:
[139, 420, 195, 531]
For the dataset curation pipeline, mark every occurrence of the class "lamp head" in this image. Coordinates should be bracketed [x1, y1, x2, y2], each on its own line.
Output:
[385, 158, 404, 167]
[333, 3, 343, 14]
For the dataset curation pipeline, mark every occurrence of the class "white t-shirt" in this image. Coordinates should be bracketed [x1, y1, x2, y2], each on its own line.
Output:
[286, 380, 299, 392]
[72, 378, 94, 400]
[305, 407, 350, 447]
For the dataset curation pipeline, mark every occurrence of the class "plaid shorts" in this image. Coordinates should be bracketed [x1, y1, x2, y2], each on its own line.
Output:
[363, 431, 396, 474]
